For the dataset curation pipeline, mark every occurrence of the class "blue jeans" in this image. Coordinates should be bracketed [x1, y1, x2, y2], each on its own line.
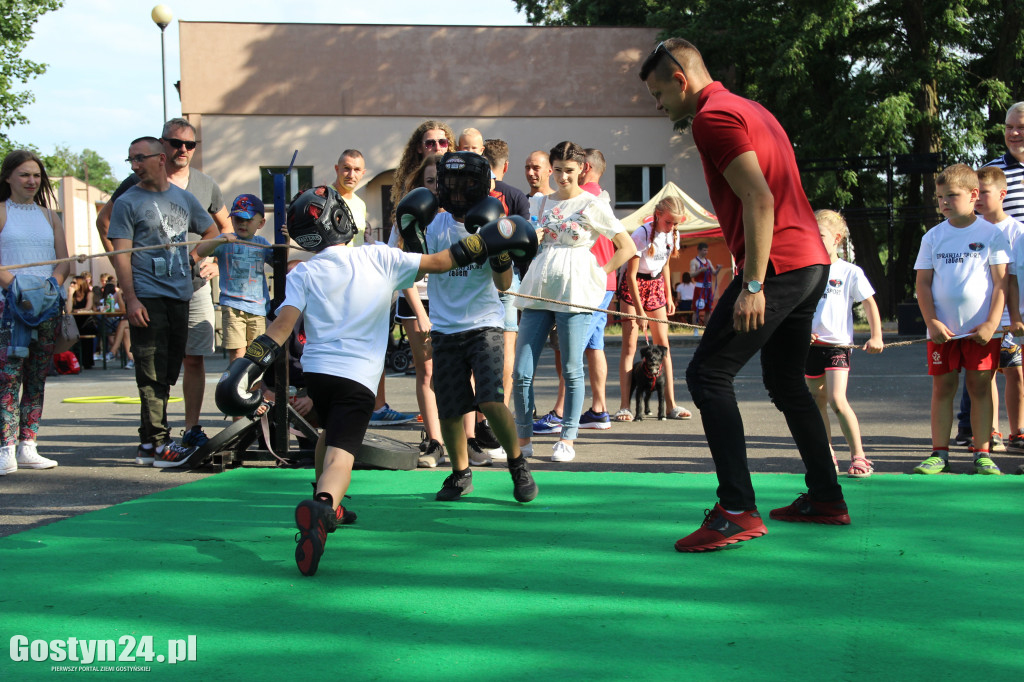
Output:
[513, 308, 591, 440]
[686, 264, 842, 511]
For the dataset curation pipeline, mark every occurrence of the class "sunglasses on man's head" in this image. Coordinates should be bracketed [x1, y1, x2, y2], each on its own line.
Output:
[164, 138, 198, 151]
[647, 42, 688, 76]
[423, 138, 449, 150]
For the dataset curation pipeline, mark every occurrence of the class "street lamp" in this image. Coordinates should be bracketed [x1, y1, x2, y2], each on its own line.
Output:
[151, 5, 173, 124]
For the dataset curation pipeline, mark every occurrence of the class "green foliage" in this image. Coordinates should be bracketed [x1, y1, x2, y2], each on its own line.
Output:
[42, 145, 119, 193]
[513, 0, 1024, 315]
[0, 0, 64, 148]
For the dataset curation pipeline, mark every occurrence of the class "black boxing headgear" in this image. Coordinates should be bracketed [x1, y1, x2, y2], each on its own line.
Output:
[286, 185, 357, 253]
[436, 151, 491, 218]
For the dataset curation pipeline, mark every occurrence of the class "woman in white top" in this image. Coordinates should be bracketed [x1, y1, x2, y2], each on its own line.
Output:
[0, 150, 70, 474]
[513, 141, 636, 462]
[615, 196, 692, 422]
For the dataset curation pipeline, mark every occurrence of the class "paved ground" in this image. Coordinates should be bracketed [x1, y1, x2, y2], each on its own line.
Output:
[2, 332, 1021, 537]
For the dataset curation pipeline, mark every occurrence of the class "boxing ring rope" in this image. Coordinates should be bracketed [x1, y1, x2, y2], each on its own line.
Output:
[0, 241, 936, 350]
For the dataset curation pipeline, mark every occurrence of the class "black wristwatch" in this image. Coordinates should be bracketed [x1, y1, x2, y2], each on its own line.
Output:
[745, 280, 763, 294]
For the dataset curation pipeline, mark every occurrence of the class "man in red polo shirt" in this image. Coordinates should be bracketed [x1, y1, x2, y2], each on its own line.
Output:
[640, 38, 850, 552]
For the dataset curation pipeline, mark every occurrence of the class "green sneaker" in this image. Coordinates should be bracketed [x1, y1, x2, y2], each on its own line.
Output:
[914, 454, 949, 475]
[974, 456, 1002, 475]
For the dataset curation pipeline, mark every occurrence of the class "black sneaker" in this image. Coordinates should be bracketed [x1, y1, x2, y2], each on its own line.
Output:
[418, 439, 446, 468]
[294, 497, 335, 576]
[152, 441, 203, 469]
[467, 439, 493, 466]
[508, 455, 538, 503]
[436, 470, 473, 501]
[475, 420, 501, 450]
[954, 427, 972, 447]
[180, 425, 210, 448]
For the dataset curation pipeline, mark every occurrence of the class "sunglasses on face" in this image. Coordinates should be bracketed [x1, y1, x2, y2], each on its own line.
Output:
[423, 138, 449, 150]
[164, 138, 198, 151]
[126, 153, 162, 165]
[651, 41, 687, 77]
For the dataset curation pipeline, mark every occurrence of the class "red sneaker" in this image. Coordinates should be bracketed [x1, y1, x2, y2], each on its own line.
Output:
[674, 504, 768, 552]
[294, 499, 333, 576]
[769, 493, 850, 525]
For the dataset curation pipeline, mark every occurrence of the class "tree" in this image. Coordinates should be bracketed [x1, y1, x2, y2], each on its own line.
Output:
[0, 0, 64, 147]
[43, 145, 119, 194]
[513, 0, 1024, 316]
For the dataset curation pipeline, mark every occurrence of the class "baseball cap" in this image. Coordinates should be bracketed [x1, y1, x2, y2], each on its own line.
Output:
[230, 193, 265, 219]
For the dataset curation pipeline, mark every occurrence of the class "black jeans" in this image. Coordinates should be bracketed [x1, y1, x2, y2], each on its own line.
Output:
[130, 297, 189, 446]
[685, 263, 842, 510]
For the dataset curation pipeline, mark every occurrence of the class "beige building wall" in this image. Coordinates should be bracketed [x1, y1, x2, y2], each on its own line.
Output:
[55, 176, 111, 281]
[178, 22, 712, 241]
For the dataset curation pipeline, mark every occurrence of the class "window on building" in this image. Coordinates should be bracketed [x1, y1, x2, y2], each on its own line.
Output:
[259, 166, 314, 206]
[614, 165, 665, 207]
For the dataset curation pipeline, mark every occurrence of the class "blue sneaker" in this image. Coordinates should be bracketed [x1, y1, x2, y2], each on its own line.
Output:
[180, 425, 209, 448]
[578, 409, 611, 430]
[369, 403, 418, 426]
[532, 411, 563, 435]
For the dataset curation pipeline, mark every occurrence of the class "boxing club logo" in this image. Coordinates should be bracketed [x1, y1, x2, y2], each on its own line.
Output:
[294, 233, 322, 250]
[465, 234, 485, 256]
[497, 218, 515, 239]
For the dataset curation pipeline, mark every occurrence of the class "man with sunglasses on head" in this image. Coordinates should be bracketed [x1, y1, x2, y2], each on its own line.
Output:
[639, 39, 849, 553]
[97, 118, 232, 453]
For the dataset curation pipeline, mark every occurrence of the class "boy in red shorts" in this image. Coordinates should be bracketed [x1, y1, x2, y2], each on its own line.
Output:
[913, 164, 1010, 475]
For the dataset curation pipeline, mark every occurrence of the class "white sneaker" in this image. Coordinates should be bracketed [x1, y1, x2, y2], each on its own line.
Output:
[467, 438, 493, 467]
[551, 441, 576, 462]
[0, 445, 16, 475]
[16, 441, 58, 469]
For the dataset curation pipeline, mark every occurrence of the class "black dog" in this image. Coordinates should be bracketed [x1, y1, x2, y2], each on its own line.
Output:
[629, 344, 668, 421]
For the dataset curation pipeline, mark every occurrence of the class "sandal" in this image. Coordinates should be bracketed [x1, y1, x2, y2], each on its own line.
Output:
[847, 457, 874, 478]
[668, 405, 692, 420]
[613, 408, 634, 422]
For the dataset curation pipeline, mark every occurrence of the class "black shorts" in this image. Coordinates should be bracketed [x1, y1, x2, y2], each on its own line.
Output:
[430, 327, 505, 419]
[303, 373, 375, 454]
[805, 345, 851, 378]
[396, 296, 428, 321]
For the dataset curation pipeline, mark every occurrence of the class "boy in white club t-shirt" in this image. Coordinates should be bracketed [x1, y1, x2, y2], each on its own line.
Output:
[913, 164, 1010, 475]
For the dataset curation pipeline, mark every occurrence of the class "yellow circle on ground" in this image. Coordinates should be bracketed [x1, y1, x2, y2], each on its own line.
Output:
[61, 396, 130, 404]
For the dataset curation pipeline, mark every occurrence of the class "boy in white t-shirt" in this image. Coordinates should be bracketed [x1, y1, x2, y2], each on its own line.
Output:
[215, 184, 536, 576]
[975, 167, 1024, 451]
[913, 164, 1010, 475]
[805, 210, 883, 478]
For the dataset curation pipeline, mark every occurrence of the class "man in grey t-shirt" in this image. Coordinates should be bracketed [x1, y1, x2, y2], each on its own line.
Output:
[108, 136, 219, 467]
[97, 118, 232, 450]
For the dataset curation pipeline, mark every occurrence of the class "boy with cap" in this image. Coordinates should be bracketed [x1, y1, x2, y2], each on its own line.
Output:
[196, 193, 273, 362]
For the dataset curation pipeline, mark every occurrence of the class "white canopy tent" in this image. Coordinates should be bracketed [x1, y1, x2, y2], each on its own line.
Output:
[619, 181, 720, 237]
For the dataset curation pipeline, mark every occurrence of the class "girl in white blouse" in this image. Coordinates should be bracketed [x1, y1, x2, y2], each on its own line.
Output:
[512, 141, 635, 462]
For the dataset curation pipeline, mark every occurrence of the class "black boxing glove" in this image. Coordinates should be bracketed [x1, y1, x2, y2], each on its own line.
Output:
[464, 196, 504, 234]
[449, 215, 538, 268]
[215, 334, 281, 417]
[489, 252, 513, 273]
[396, 187, 438, 254]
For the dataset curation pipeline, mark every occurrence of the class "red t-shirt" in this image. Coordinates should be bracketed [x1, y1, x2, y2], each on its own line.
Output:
[691, 82, 827, 274]
[581, 182, 616, 291]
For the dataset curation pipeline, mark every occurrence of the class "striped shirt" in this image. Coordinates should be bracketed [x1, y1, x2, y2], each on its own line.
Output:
[982, 152, 1024, 222]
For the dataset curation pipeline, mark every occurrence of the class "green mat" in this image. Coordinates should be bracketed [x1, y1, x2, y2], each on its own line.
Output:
[2, 470, 1022, 681]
